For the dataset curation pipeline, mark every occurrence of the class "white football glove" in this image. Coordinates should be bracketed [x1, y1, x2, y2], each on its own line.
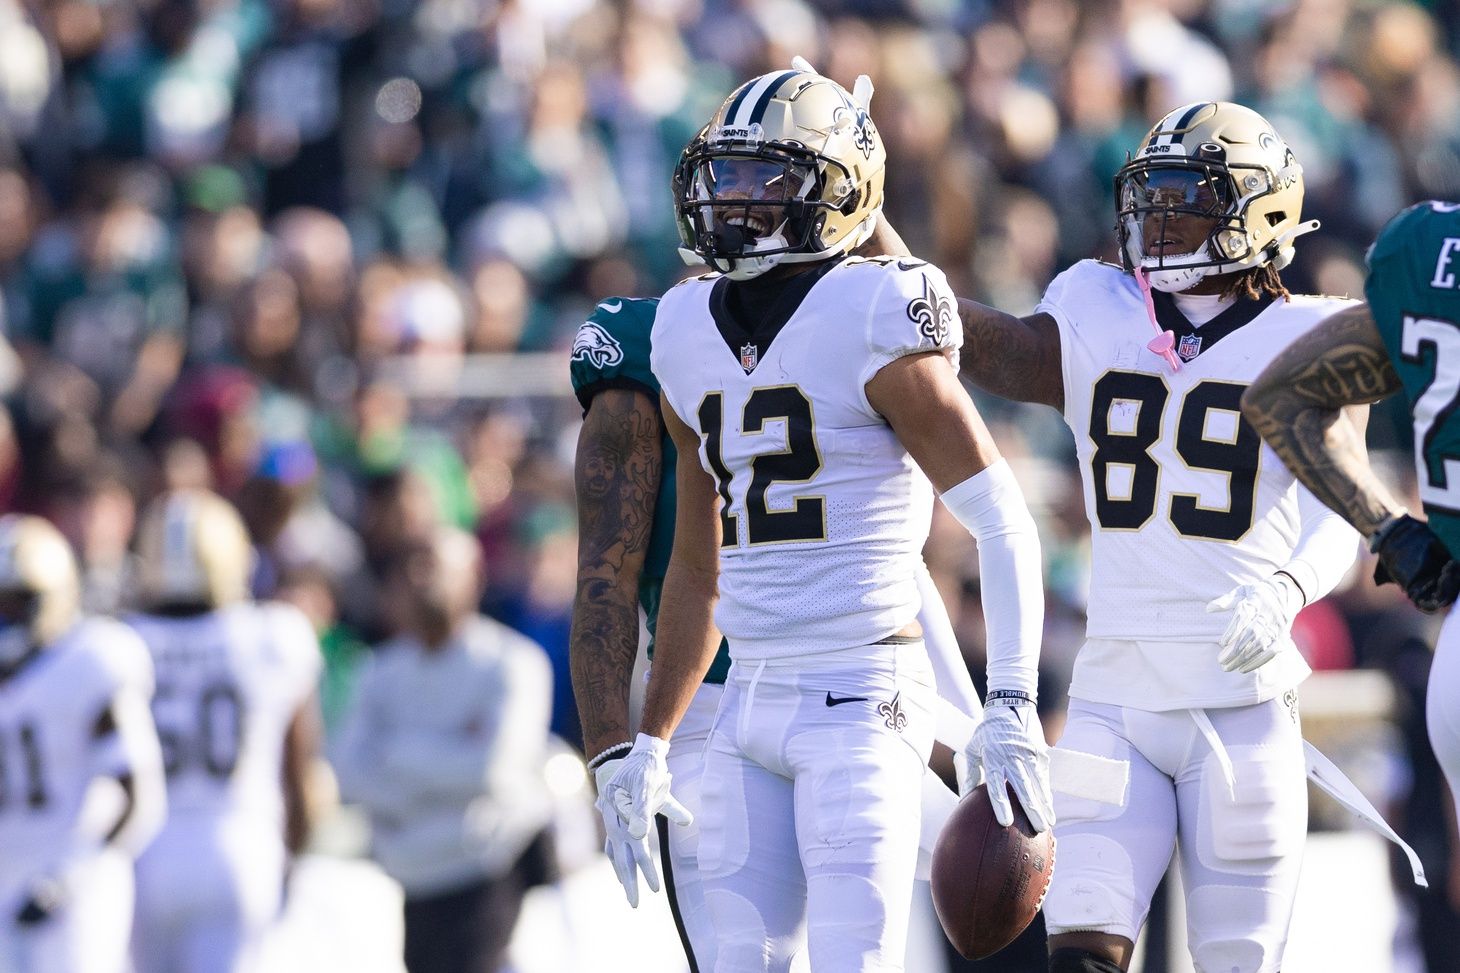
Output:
[596, 734, 692, 908]
[1206, 574, 1303, 674]
[593, 752, 653, 908]
[971, 700, 1053, 834]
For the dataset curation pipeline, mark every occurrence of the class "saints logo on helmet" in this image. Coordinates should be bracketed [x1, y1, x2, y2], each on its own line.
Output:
[1114, 102, 1320, 292]
[137, 490, 253, 611]
[0, 515, 80, 671]
[675, 69, 886, 280]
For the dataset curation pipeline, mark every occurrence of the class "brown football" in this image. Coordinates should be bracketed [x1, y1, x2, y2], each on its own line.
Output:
[930, 783, 1055, 960]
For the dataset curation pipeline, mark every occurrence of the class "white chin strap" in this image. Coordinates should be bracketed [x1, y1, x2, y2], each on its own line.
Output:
[709, 211, 879, 282]
[1142, 244, 1214, 293]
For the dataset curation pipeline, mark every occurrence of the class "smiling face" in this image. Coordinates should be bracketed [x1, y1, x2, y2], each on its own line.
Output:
[692, 155, 810, 246]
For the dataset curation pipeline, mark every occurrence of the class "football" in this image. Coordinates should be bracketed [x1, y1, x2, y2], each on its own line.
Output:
[930, 783, 1055, 960]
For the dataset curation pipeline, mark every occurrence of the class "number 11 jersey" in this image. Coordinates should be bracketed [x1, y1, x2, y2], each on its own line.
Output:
[651, 256, 961, 661]
[1042, 260, 1356, 706]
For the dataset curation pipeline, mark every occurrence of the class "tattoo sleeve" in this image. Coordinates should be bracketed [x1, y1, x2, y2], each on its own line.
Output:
[569, 388, 662, 757]
[957, 301, 1065, 410]
[1242, 304, 1404, 537]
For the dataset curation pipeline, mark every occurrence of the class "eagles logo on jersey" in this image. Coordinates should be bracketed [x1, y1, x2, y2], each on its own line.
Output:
[1114, 102, 1319, 292]
[674, 69, 886, 280]
[0, 515, 80, 672]
[572, 318, 625, 369]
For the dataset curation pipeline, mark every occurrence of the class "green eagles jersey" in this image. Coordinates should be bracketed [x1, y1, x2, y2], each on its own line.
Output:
[1367, 200, 1460, 560]
[570, 298, 730, 684]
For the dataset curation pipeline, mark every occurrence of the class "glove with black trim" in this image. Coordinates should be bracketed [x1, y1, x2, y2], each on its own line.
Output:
[1371, 514, 1460, 613]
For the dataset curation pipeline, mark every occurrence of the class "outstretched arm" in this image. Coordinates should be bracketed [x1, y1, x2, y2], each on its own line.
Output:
[1241, 304, 1403, 539]
[862, 216, 1065, 410]
[957, 303, 1065, 410]
[569, 388, 663, 760]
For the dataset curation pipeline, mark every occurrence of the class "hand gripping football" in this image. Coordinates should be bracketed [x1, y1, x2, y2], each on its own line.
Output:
[930, 782, 1055, 960]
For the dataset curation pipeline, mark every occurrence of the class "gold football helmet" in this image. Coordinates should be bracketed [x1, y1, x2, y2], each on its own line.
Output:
[1114, 101, 1319, 292]
[675, 67, 886, 280]
[0, 515, 80, 666]
[136, 489, 253, 610]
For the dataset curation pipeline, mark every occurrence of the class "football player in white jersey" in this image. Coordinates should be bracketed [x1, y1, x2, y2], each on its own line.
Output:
[125, 490, 323, 973]
[597, 68, 1051, 972]
[571, 125, 985, 971]
[0, 514, 166, 973]
[932, 102, 1366, 973]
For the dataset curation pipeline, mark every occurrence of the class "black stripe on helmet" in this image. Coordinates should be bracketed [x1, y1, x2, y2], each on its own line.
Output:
[746, 71, 799, 126]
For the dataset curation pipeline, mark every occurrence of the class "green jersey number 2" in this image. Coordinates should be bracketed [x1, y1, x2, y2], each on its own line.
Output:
[1402, 313, 1460, 512]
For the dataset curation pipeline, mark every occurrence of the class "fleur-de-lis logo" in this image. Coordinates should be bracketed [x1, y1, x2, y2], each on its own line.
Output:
[906, 275, 952, 346]
[852, 109, 876, 159]
[877, 693, 907, 733]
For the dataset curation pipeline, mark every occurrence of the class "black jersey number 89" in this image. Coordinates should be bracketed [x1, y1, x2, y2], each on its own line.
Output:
[698, 386, 826, 546]
[1089, 371, 1261, 541]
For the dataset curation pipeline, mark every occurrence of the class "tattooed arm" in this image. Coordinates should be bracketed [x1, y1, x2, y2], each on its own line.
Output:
[957, 304, 1065, 410]
[569, 388, 662, 758]
[859, 215, 1065, 409]
[1241, 304, 1403, 538]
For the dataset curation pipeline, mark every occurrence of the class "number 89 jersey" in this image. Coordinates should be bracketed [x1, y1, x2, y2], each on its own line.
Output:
[1042, 260, 1355, 648]
[126, 603, 319, 825]
[1367, 201, 1460, 562]
[652, 256, 961, 661]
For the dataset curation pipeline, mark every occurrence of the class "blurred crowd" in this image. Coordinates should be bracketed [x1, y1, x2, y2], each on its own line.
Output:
[3, 0, 1460, 967]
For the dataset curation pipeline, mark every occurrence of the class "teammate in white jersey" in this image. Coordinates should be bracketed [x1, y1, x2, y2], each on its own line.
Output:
[0, 514, 166, 973]
[598, 68, 1050, 972]
[937, 102, 1365, 973]
[125, 490, 322, 973]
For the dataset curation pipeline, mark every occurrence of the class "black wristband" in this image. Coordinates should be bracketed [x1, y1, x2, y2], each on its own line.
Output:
[985, 689, 1036, 707]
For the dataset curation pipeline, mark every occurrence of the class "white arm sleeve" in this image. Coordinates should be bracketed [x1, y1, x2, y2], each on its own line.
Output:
[939, 460, 1043, 699]
[914, 566, 982, 721]
[1280, 486, 1363, 604]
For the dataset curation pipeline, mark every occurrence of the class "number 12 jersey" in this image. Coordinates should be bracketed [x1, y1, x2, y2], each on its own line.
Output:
[651, 256, 961, 661]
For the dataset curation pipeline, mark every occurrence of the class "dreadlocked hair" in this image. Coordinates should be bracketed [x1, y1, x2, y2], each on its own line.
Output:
[1219, 262, 1290, 302]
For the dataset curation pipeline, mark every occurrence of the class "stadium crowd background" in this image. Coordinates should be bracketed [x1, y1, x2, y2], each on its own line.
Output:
[2, 0, 1460, 968]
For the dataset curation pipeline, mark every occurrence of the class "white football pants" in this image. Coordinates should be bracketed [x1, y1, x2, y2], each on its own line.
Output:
[1430, 608, 1460, 816]
[1044, 695, 1307, 973]
[661, 681, 724, 973]
[695, 641, 935, 973]
[131, 820, 285, 973]
[0, 848, 133, 973]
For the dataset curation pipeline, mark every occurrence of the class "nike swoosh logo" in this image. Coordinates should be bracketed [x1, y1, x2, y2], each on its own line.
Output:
[599, 300, 623, 313]
[825, 692, 870, 707]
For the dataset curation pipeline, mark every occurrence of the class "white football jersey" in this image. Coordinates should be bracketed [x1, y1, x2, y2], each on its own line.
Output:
[1042, 260, 1357, 705]
[126, 602, 320, 827]
[652, 256, 961, 660]
[0, 618, 154, 893]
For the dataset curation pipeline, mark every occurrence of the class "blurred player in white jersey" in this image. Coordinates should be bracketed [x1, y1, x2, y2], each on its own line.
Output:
[934, 103, 1368, 972]
[599, 67, 1050, 972]
[126, 490, 322, 973]
[0, 514, 166, 973]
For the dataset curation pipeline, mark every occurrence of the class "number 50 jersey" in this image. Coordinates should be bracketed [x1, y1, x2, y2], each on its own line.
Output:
[651, 256, 961, 661]
[126, 603, 320, 825]
[1042, 261, 1357, 702]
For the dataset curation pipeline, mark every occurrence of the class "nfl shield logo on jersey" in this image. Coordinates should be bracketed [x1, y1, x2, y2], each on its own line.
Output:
[740, 343, 759, 373]
[1177, 334, 1202, 362]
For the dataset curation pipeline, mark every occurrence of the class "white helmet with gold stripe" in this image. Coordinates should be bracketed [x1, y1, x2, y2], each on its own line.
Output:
[136, 489, 253, 610]
[0, 514, 81, 668]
